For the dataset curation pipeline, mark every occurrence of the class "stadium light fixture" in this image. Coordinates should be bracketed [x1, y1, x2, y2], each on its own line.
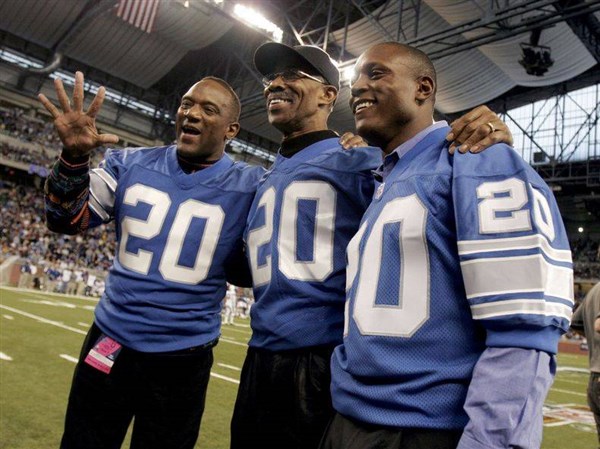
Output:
[233, 4, 283, 43]
[342, 66, 354, 83]
[518, 28, 553, 77]
[578, 227, 584, 233]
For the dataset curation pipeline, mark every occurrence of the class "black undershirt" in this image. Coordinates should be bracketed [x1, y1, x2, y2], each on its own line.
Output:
[177, 155, 218, 174]
[279, 130, 339, 158]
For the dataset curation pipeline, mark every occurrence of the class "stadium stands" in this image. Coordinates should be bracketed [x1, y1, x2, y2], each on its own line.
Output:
[1, 181, 114, 295]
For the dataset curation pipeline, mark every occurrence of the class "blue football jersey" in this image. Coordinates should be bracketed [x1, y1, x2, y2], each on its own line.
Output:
[331, 126, 573, 429]
[87, 145, 263, 352]
[245, 138, 380, 350]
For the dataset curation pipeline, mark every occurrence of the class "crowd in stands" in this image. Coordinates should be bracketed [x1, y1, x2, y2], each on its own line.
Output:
[0, 106, 62, 151]
[0, 106, 106, 168]
[0, 141, 56, 167]
[571, 237, 600, 280]
[1, 184, 114, 296]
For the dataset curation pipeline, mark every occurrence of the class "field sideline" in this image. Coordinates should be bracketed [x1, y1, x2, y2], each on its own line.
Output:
[0, 287, 595, 448]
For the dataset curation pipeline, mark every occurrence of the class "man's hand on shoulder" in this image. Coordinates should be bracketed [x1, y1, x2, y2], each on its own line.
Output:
[446, 105, 513, 154]
[339, 132, 369, 150]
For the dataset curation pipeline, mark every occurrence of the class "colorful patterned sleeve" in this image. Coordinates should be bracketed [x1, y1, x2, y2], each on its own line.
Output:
[44, 151, 93, 235]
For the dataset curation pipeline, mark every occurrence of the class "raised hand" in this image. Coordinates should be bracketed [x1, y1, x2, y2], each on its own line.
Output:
[38, 71, 119, 158]
[339, 132, 369, 150]
[446, 105, 514, 154]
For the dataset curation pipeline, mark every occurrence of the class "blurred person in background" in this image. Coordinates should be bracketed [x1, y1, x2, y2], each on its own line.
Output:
[571, 282, 600, 448]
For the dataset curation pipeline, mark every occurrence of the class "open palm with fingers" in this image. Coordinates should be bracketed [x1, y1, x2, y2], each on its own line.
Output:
[38, 71, 119, 158]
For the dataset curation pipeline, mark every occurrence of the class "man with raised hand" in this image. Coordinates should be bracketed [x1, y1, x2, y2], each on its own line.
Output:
[320, 42, 573, 449]
[39, 72, 262, 449]
[231, 42, 515, 449]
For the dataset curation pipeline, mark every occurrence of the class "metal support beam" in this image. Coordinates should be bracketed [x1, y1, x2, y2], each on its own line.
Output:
[555, 0, 600, 63]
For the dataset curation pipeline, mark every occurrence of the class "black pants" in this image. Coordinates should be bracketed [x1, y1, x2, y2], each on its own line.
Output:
[61, 323, 215, 449]
[230, 345, 335, 449]
[319, 412, 463, 449]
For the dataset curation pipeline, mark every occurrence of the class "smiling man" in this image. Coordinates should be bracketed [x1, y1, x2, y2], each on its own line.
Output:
[320, 42, 573, 449]
[230, 44, 378, 449]
[40, 74, 263, 449]
[230, 43, 516, 449]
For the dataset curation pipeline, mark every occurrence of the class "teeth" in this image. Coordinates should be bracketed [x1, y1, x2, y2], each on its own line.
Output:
[269, 98, 291, 106]
[354, 101, 374, 113]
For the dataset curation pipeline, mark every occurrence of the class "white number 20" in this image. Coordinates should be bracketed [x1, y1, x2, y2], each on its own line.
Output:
[349, 194, 429, 337]
[247, 181, 336, 287]
[119, 184, 224, 285]
[477, 178, 555, 241]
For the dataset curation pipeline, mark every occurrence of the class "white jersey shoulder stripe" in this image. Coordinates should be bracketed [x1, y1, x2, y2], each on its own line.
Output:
[457, 235, 572, 263]
[91, 167, 117, 192]
[470, 298, 573, 321]
[89, 168, 117, 221]
[461, 254, 573, 303]
[88, 195, 110, 222]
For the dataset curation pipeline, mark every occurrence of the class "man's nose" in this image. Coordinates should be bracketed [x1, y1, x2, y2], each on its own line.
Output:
[184, 106, 201, 121]
[264, 77, 286, 96]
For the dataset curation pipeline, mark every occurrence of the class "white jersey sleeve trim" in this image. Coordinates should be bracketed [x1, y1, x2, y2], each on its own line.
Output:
[91, 167, 117, 192]
[460, 254, 573, 303]
[470, 298, 573, 321]
[457, 235, 572, 263]
[88, 195, 110, 222]
[89, 168, 117, 222]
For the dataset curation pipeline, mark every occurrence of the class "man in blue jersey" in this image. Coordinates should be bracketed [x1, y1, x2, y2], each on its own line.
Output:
[319, 42, 574, 449]
[39, 72, 262, 449]
[230, 42, 515, 449]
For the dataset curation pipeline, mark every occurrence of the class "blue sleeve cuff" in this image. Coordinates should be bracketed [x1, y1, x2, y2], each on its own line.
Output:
[457, 347, 554, 449]
[485, 326, 564, 354]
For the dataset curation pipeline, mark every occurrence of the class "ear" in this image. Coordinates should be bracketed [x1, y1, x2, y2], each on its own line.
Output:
[318, 86, 338, 109]
[225, 121, 240, 141]
[416, 76, 435, 104]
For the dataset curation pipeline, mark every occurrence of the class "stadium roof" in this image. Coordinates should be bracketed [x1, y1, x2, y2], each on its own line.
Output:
[1, 0, 599, 146]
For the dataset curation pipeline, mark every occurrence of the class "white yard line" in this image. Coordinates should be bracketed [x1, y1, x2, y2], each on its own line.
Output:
[550, 387, 586, 397]
[78, 322, 90, 327]
[2, 314, 14, 320]
[210, 372, 240, 384]
[555, 378, 588, 386]
[0, 304, 87, 335]
[60, 354, 79, 363]
[221, 326, 252, 336]
[1, 286, 99, 303]
[220, 337, 247, 347]
[0, 304, 247, 350]
[557, 366, 589, 374]
[23, 299, 77, 309]
[57, 353, 241, 385]
[0, 352, 13, 361]
[217, 363, 241, 371]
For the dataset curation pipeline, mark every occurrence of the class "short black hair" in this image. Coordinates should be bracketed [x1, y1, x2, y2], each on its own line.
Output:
[201, 76, 241, 122]
[377, 42, 437, 98]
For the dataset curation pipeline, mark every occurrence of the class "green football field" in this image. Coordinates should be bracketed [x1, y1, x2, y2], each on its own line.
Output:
[0, 286, 595, 448]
